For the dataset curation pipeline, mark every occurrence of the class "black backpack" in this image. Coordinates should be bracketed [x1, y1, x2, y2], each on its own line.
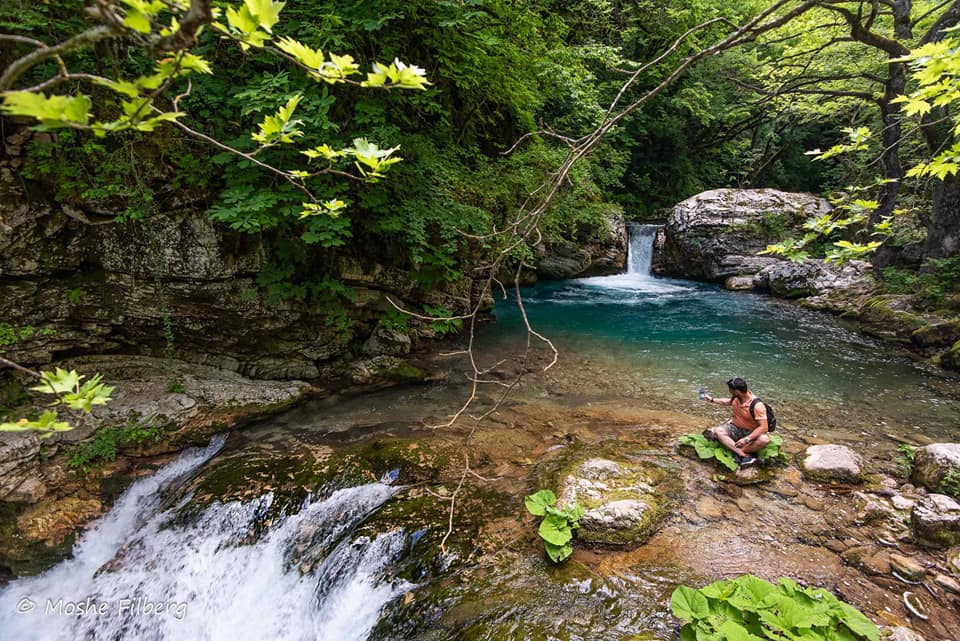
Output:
[749, 397, 777, 432]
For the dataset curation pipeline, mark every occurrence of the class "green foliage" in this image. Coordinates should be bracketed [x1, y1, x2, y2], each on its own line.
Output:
[524, 489, 584, 563]
[896, 444, 917, 480]
[670, 575, 880, 641]
[940, 468, 960, 499]
[423, 305, 463, 336]
[66, 418, 164, 472]
[679, 433, 785, 472]
[0, 368, 114, 436]
[0, 324, 56, 348]
[165, 380, 186, 394]
[880, 256, 960, 310]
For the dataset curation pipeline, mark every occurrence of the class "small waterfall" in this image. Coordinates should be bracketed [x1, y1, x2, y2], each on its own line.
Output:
[0, 440, 412, 641]
[626, 223, 661, 277]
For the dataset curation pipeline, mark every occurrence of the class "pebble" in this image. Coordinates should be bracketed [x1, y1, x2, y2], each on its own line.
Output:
[933, 573, 960, 594]
[890, 553, 926, 581]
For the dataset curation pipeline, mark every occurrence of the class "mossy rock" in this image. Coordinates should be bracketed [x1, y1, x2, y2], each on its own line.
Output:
[539, 441, 682, 547]
[940, 340, 960, 371]
[912, 320, 960, 349]
[859, 299, 926, 341]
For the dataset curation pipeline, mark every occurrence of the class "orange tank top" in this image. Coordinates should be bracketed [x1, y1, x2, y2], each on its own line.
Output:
[731, 396, 767, 430]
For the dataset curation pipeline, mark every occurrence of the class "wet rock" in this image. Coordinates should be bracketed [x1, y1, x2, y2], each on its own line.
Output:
[841, 545, 890, 575]
[756, 259, 871, 299]
[0, 432, 41, 501]
[349, 356, 427, 385]
[854, 491, 895, 524]
[910, 493, 960, 548]
[724, 275, 756, 291]
[892, 495, 916, 511]
[910, 443, 960, 494]
[889, 553, 926, 581]
[536, 214, 626, 280]
[881, 626, 926, 641]
[934, 573, 960, 594]
[911, 320, 960, 349]
[362, 324, 412, 357]
[948, 546, 960, 574]
[6, 477, 46, 503]
[694, 497, 724, 520]
[556, 454, 675, 547]
[802, 444, 865, 483]
[653, 188, 831, 282]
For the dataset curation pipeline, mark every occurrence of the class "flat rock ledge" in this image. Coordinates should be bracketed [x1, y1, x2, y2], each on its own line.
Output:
[911, 443, 960, 494]
[911, 493, 960, 549]
[558, 457, 671, 546]
[802, 444, 865, 483]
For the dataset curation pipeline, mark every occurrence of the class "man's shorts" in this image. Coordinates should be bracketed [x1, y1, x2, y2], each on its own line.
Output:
[719, 421, 751, 442]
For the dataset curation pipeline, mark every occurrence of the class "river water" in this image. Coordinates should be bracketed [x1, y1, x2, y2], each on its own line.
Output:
[1, 224, 957, 640]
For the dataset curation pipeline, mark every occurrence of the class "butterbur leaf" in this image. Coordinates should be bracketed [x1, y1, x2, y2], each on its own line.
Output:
[671, 585, 711, 622]
[832, 601, 880, 641]
[544, 541, 572, 563]
[700, 579, 737, 600]
[714, 447, 737, 471]
[525, 489, 556, 516]
[538, 513, 572, 546]
[718, 619, 765, 641]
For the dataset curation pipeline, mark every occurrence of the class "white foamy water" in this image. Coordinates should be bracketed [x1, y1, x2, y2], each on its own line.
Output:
[0, 438, 411, 641]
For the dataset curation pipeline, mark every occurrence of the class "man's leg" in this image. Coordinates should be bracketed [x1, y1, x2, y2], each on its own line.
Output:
[710, 424, 746, 457]
[742, 433, 770, 454]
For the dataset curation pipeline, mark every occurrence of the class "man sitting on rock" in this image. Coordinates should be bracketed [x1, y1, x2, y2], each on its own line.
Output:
[703, 377, 770, 468]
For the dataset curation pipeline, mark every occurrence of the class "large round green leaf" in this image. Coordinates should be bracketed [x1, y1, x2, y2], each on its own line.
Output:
[671, 585, 711, 622]
[538, 513, 572, 546]
[525, 489, 557, 516]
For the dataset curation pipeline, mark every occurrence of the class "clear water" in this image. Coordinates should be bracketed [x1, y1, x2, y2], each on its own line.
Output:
[481, 234, 960, 443]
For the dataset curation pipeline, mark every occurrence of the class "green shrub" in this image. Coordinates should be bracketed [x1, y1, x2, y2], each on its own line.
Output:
[896, 444, 916, 479]
[66, 418, 164, 472]
[671, 575, 879, 641]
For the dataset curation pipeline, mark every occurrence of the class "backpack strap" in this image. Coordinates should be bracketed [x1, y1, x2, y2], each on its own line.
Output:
[749, 397, 762, 417]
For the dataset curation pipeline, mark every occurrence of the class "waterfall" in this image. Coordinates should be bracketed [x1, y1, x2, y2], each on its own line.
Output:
[626, 223, 660, 277]
[0, 439, 412, 641]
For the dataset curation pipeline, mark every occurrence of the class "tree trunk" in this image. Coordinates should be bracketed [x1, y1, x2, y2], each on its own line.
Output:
[923, 173, 960, 259]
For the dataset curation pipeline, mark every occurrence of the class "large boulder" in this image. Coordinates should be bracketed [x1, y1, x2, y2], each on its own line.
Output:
[536, 214, 627, 280]
[911, 443, 960, 494]
[555, 455, 674, 546]
[653, 188, 831, 282]
[911, 493, 960, 548]
[802, 444, 865, 483]
[755, 259, 872, 299]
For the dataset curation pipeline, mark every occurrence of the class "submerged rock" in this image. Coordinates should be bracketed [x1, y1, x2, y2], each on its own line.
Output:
[802, 444, 865, 483]
[911, 493, 960, 548]
[911, 443, 960, 494]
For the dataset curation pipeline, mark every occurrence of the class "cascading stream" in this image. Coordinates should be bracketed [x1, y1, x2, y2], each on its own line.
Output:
[625, 223, 661, 277]
[0, 437, 412, 641]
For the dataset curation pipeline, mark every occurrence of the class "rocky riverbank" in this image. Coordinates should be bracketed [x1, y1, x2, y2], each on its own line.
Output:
[652, 188, 960, 372]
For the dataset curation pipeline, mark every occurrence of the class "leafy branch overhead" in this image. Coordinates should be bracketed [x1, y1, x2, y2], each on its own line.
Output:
[0, 0, 430, 219]
[0, 366, 114, 436]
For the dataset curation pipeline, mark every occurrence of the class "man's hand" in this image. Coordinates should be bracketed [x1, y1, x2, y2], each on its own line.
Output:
[735, 436, 752, 449]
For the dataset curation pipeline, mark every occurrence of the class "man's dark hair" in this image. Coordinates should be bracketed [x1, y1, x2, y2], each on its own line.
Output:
[726, 377, 748, 392]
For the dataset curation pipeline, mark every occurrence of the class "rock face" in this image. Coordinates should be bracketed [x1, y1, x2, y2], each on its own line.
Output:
[911, 444, 960, 494]
[755, 259, 873, 299]
[653, 188, 831, 282]
[0, 356, 311, 575]
[556, 456, 672, 546]
[911, 493, 960, 548]
[536, 214, 627, 280]
[802, 444, 865, 483]
[0, 168, 483, 381]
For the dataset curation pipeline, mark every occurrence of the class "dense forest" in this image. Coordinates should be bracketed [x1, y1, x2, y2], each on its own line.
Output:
[2, 0, 956, 309]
